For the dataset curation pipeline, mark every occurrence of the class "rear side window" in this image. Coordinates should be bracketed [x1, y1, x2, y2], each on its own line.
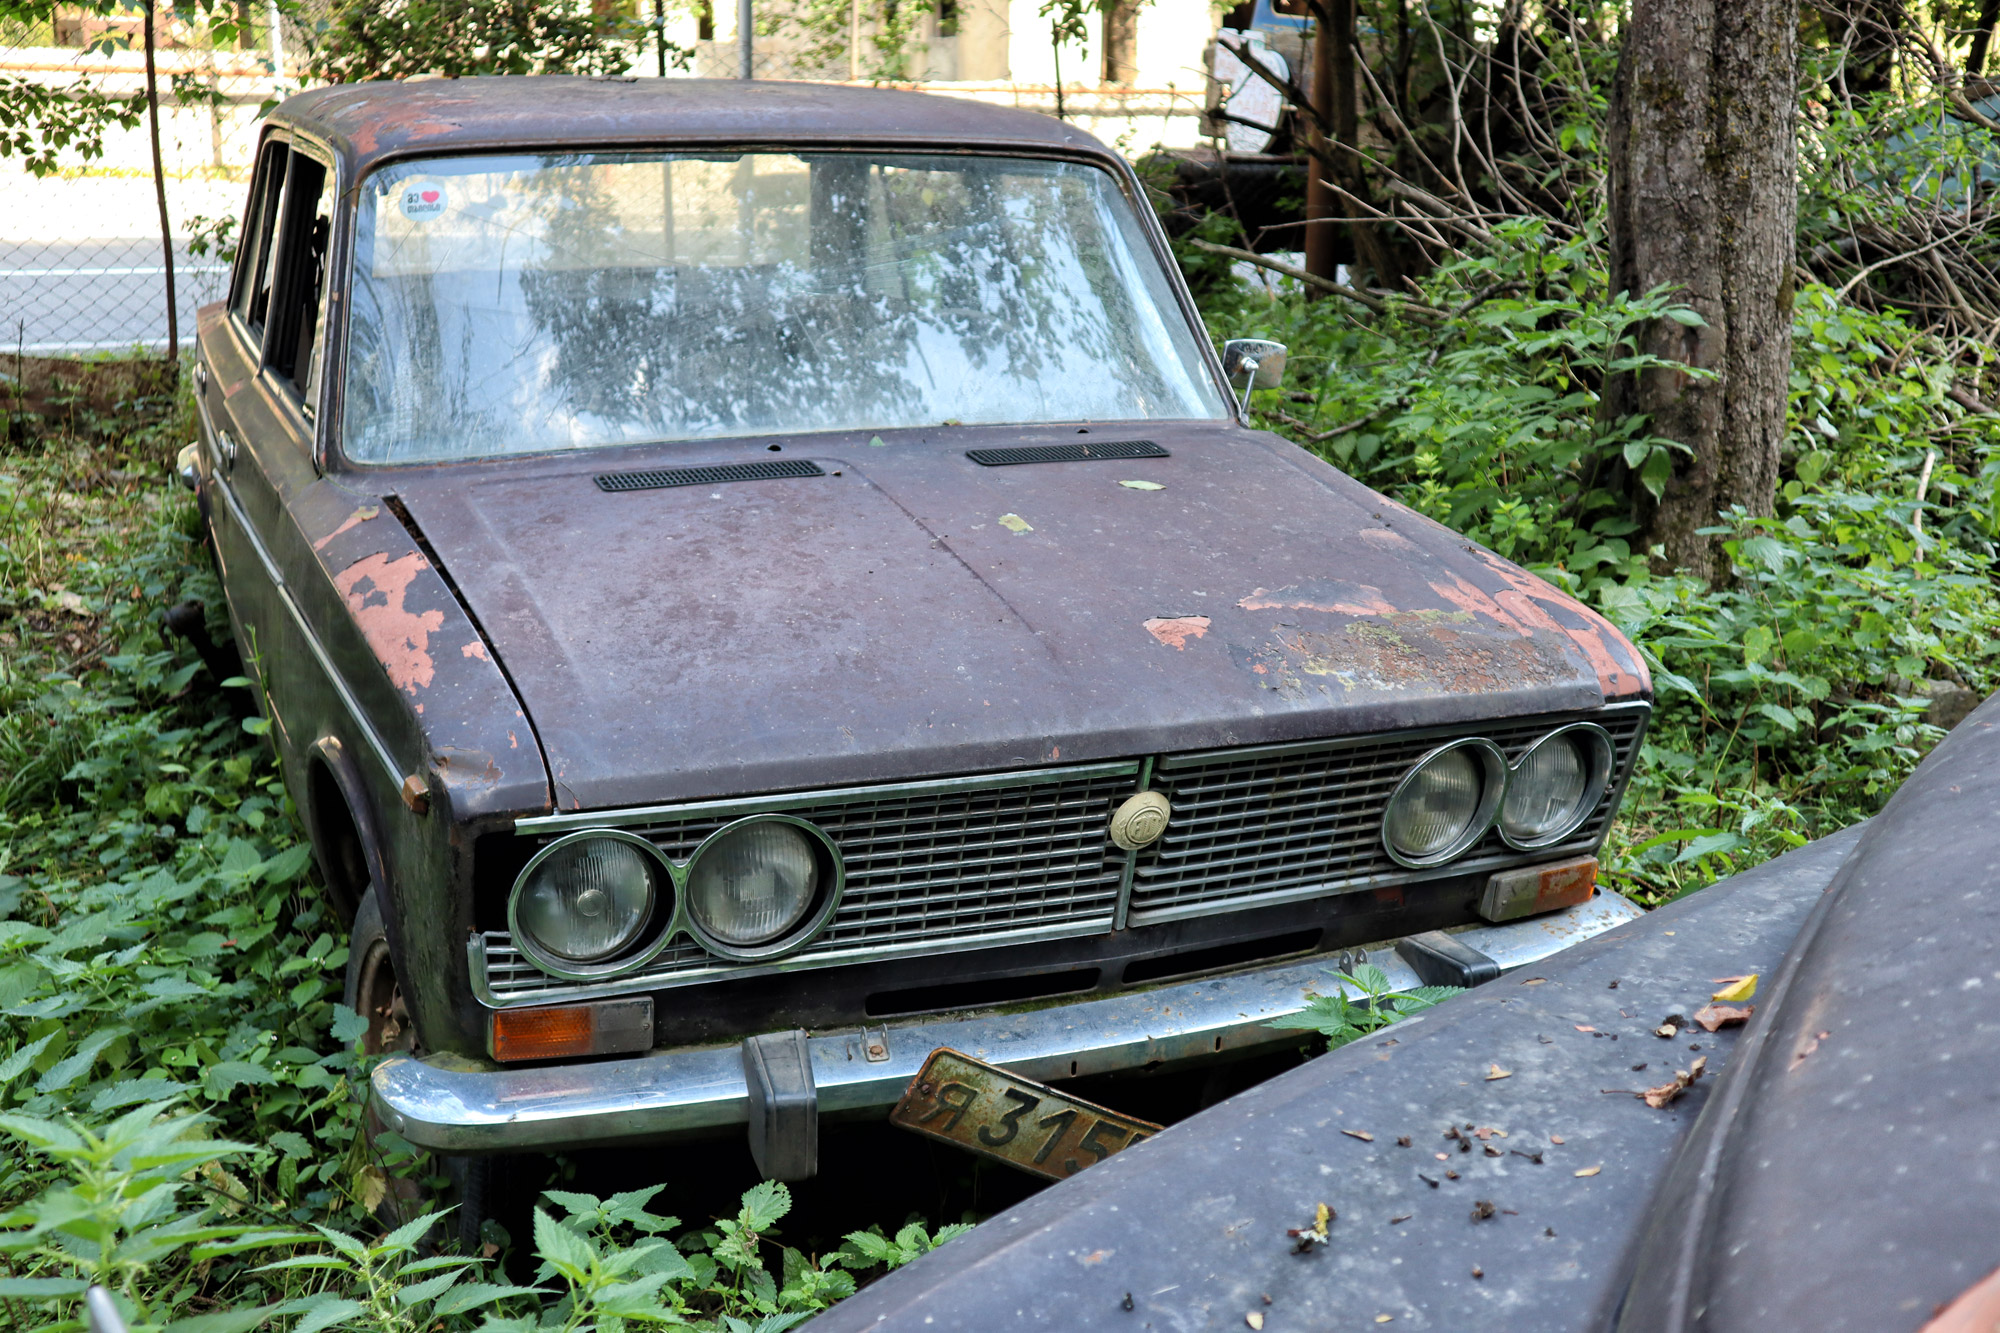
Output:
[266, 152, 333, 407]
[232, 139, 289, 341]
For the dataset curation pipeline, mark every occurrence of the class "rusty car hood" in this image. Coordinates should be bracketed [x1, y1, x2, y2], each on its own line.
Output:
[387, 423, 1647, 810]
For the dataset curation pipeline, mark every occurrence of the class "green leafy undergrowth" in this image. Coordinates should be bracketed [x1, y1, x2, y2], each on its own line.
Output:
[1268, 963, 1463, 1050]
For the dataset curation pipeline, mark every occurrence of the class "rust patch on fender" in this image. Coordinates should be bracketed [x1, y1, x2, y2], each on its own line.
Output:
[313, 505, 380, 551]
[1237, 581, 1397, 617]
[1430, 551, 1650, 698]
[334, 552, 444, 693]
[1144, 616, 1211, 649]
[461, 640, 489, 660]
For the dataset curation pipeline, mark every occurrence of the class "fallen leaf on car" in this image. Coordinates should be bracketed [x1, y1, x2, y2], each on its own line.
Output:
[1342, 1129, 1375, 1141]
[1642, 1056, 1709, 1108]
[1574, 1165, 1602, 1177]
[998, 513, 1034, 534]
[868, 435, 888, 446]
[1711, 974, 1758, 1002]
[1521, 977, 1546, 986]
[1470, 1200, 1497, 1222]
[1574, 1025, 1597, 1033]
[1288, 1202, 1333, 1252]
[1550, 1134, 1565, 1144]
[1485, 1064, 1512, 1081]
[1246, 1313, 1264, 1330]
[1693, 1003, 1754, 1032]
[1389, 1213, 1412, 1224]
[1396, 1136, 1412, 1147]
[1376, 1316, 1394, 1324]
[1119, 479, 1165, 490]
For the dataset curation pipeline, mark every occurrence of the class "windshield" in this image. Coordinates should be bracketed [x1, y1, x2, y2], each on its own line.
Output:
[340, 151, 1228, 463]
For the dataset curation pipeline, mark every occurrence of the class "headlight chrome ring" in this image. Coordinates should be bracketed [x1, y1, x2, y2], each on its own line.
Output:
[506, 828, 678, 981]
[1498, 722, 1614, 850]
[1381, 737, 1509, 869]
[681, 815, 844, 962]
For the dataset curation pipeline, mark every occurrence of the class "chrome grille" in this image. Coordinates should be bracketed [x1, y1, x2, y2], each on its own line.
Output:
[479, 765, 1137, 1003]
[477, 706, 1648, 1007]
[1129, 705, 1648, 925]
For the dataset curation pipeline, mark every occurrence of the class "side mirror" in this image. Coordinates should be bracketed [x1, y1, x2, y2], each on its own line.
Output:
[1220, 338, 1287, 416]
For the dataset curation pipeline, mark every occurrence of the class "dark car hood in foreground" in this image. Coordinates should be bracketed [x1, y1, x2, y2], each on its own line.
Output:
[393, 422, 1647, 810]
[1613, 695, 2000, 1331]
[796, 829, 1860, 1333]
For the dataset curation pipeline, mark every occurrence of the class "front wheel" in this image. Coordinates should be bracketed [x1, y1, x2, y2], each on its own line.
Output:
[343, 889, 538, 1252]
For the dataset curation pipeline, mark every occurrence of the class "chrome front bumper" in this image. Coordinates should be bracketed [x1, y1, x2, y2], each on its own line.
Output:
[373, 890, 1644, 1153]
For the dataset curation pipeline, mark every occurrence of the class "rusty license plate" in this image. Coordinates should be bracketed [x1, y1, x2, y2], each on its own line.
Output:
[890, 1048, 1162, 1181]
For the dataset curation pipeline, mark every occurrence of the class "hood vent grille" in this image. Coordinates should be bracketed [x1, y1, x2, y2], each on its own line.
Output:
[966, 440, 1168, 467]
[596, 459, 825, 492]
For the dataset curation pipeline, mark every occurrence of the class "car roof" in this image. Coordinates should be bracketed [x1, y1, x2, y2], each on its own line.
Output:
[269, 76, 1120, 177]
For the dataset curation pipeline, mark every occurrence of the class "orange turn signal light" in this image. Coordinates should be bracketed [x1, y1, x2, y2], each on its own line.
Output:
[490, 997, 654, 1063]
[1478, 856, 1598, 923]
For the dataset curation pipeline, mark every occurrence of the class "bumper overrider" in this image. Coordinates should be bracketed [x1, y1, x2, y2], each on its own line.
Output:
[371, 889, 1642, 1155]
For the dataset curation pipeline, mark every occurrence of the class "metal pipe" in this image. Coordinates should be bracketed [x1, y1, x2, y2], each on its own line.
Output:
[737, 0, 752, 77]
[265, 0, 284, 95]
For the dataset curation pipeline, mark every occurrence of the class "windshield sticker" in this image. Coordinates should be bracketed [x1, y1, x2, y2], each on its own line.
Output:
[399, 182, 447, 221]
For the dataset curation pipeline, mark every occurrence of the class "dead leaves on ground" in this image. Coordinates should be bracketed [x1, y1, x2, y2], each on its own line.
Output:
[1288, 1202, 1333, 1253]
[1711, 974, 1758, 1002]
[1641, 1056, 1709, 1108]
[1693, 1003, 1754, 1032]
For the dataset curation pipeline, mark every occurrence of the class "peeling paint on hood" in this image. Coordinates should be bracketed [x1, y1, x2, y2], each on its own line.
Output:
[387, 423, 1646, 809]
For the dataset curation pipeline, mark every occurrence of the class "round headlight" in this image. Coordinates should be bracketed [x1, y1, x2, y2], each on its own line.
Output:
[511, 831, 659, 970]
[1382, 739, 1506, 868]
[685, 817, 840, 957]
[1500, 724, 1613, 848]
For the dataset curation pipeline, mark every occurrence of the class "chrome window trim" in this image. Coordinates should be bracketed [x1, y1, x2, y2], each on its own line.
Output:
[513, 760, 1142, 836]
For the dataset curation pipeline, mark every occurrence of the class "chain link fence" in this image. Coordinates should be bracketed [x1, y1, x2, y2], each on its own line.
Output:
[2, 4, 1206, 362]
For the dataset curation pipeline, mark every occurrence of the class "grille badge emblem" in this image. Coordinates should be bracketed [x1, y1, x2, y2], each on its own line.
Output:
[1109, 791, 1172, 851]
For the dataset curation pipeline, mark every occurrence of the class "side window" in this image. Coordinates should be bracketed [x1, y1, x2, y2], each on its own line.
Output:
[231, 139, 289, 340]
[266, 152, 333, 411]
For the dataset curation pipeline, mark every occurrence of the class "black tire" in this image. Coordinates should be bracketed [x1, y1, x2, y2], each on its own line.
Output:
[343, 889, 537, 1254]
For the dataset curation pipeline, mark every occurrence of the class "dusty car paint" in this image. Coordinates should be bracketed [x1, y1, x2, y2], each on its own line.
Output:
[192, 77, 1652, 1102]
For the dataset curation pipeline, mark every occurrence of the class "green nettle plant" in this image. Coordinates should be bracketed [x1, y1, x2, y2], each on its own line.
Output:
[1268, 964, 1463, 1049]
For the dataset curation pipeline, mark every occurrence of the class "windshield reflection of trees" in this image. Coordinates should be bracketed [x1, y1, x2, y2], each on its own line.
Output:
[351, 153, 1199, 461]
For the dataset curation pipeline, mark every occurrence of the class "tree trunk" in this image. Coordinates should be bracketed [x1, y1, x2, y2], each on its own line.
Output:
[1969, 0, 2000, 76]
[1606, 0, 1797, 584]
[144, 0, 178, 365]
[1303, 0, 1401, 293]
[1303, 1, 1341, 285]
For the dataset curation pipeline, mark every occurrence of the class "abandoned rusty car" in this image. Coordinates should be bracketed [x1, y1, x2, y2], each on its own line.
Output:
[180, 77, 1654, 1190]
